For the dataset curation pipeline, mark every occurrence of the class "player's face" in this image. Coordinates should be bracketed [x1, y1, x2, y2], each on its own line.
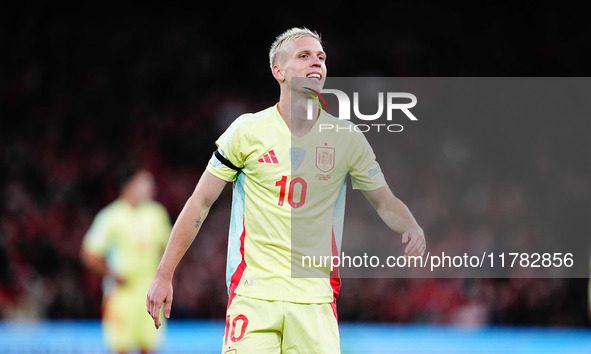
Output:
[129, 170, 156, 203]
[278, 37, 327, 92]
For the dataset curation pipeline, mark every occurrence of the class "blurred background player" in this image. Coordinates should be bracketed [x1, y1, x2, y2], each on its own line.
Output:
[81, 166, 171, 354]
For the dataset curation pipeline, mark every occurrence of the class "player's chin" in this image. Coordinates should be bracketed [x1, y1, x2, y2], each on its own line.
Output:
[306, 77, 325, 90]
[293, 76, 324, 90]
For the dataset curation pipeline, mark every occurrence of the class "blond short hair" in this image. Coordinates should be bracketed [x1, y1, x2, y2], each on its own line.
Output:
[269, 27, 322, 68]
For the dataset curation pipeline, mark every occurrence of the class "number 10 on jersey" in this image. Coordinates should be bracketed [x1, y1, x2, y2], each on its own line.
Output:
[275, 176, 307, 208]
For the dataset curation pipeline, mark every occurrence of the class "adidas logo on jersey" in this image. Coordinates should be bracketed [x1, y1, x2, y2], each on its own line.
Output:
[258, 150, 279, 164]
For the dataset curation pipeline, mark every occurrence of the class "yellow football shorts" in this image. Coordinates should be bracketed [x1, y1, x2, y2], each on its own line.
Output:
[103, 288, 165, 352]
[222, 294, 340, 353]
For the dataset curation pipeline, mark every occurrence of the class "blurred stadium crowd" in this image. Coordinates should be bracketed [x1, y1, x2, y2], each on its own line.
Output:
[1, 2, 591, 328]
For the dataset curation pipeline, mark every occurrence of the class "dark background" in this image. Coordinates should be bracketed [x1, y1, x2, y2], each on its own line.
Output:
[1, 1, 590, 327]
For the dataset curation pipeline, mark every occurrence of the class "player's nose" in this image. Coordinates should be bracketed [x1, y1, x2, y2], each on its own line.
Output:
[310, 55, 323, 67]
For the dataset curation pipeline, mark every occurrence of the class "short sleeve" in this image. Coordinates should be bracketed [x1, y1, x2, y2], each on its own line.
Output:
[82, 209, 112, 257]
[348, 131, 387, 191]
[206, 117, 246, 182]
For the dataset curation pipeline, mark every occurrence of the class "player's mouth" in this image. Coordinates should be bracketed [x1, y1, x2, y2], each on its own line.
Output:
[306, 73, 322, 80]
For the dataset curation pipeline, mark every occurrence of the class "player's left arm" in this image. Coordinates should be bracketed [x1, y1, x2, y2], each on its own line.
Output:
[362, 185, 426, 257]
[80, 250, 124, 286]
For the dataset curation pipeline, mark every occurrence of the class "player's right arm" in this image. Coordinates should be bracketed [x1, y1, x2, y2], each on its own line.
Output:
[146, 170, 227, 329]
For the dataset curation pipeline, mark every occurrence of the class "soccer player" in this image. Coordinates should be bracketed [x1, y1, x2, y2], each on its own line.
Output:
[82, 166, 171, 354]
[146, 27, 426, 353]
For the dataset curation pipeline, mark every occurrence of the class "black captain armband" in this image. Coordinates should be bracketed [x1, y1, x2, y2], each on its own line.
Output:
[214, 149, 242, 171]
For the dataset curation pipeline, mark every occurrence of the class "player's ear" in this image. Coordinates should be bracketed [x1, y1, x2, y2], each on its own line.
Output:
[272, 64, 285, 82]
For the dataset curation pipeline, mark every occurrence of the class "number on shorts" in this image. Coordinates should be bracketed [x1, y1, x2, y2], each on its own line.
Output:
[225, 314, 249, 344]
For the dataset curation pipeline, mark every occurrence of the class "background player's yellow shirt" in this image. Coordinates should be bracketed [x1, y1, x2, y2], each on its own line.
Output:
[207, 105, 386, 304]
[82, 199, 171, 295]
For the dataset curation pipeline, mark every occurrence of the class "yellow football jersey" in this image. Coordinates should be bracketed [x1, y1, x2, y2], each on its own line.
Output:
[207, 104, 386, 304]
[82, 199, 171, 294]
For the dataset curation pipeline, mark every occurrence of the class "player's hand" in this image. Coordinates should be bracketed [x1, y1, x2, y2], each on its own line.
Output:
[113, 273, 126, 288]
[146, 272, 173, 329]
[401, 227, 426, 258]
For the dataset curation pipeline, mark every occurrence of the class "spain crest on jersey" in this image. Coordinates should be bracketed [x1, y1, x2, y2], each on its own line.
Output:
[316, 147, 335, 172]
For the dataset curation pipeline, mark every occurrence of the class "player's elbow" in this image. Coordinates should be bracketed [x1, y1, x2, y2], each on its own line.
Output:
[364, 186, 396, 212]
[80, 249, 104, 274]
[190, 170, 227, 211]
[80, 249, 91, 268]
[188, 190, 216, 213]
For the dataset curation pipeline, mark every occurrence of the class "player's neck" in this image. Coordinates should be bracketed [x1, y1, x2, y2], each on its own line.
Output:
[278, 90, 320, 138]
[120, 193, 140, 208]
